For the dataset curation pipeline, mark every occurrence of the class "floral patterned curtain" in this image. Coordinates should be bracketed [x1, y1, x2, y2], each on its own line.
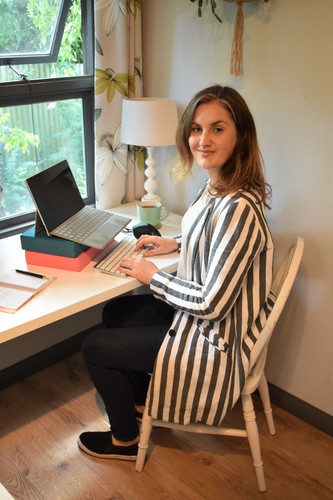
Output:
[94, 0, 145, 209]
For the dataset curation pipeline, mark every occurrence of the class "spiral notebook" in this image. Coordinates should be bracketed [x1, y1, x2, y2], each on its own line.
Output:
[0, 270, 56, 314]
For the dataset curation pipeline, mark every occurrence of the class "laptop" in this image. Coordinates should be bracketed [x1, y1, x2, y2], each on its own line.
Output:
[25, 160, 131, 249]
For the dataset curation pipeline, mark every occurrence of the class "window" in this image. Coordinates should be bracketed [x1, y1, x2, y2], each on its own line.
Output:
[0, 0, 94, 237]
[0, 0, 71, 66]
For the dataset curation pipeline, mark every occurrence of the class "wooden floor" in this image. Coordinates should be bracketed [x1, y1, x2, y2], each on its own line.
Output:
[0, 352, 332, 500]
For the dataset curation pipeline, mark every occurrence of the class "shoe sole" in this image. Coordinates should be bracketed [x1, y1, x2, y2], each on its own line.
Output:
[77, 437, 137, 461]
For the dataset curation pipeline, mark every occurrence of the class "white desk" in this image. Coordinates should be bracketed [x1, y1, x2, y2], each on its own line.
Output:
[0, 204, 181, 345]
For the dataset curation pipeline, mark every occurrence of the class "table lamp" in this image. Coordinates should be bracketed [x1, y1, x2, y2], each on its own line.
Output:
[120, 97, 178, 202]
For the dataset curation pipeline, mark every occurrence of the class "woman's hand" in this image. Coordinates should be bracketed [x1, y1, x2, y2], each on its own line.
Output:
[135, 236, 178, 257]
[118, 254, 159, 284]
[118, 236, 178, 284]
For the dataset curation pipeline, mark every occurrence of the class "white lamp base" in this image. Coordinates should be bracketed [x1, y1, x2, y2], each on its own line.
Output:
[142, 146, 161, 203]
[141, 192, 161, 203]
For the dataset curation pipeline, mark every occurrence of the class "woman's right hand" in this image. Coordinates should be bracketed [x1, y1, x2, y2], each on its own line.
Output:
[135, 235, 179, 256]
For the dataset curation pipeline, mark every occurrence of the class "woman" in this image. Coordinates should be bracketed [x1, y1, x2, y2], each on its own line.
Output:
[78, 84, 275, 461]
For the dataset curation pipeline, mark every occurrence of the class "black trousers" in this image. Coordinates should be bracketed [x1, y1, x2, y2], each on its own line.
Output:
[82, 294, 174, 442]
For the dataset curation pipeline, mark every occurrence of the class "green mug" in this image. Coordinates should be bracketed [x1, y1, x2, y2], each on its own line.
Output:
[136, 201, 169, 228]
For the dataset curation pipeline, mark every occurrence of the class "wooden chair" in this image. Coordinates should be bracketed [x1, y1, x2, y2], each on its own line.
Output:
[135, 237, 305, 492]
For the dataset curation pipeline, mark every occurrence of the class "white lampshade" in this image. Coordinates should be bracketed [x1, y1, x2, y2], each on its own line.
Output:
[120, 98, 178, 147]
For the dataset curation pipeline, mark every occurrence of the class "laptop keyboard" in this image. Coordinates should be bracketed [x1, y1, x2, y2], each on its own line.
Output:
[94, 235, 137, 277]
[55, 207, 112, 239]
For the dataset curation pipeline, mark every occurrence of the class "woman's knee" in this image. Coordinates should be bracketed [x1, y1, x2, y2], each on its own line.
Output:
[82, 329, 117, 366]
[102, 295, 137, 327]
[82, 327, 140, 368]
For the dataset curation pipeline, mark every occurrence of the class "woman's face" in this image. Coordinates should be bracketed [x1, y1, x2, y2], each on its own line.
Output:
[188, 101, 237, 185]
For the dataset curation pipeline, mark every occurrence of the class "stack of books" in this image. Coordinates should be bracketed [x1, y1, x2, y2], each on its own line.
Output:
[20, 227, 102, 271]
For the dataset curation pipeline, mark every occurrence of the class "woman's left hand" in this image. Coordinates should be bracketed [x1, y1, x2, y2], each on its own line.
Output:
[118, 253, 159, 284]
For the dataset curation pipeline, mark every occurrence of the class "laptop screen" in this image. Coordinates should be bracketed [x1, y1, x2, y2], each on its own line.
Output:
[26, 160, 85, 233]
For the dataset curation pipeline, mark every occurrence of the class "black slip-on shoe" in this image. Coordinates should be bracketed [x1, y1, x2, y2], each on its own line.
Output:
[78, 431, 138, 461]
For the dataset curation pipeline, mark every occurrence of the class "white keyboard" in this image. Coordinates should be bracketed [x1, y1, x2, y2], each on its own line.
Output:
[94, 235, 137, 277]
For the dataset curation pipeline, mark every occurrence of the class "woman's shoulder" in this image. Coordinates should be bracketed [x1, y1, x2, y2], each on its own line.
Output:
[216, 189, 262, 209]
[215, 190, 267, 224]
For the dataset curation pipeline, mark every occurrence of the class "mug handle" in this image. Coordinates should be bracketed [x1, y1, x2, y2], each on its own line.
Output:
[160, 206, 169, 221]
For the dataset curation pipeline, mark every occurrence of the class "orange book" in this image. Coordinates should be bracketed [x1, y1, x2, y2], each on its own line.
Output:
[25, 246, 102, 272]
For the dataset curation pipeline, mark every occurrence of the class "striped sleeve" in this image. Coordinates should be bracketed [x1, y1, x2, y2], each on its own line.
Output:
[150, 198, 265, 322]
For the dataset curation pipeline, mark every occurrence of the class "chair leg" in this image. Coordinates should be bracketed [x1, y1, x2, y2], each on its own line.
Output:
[135, 409, 153, 472]
[241, 393, 266, 492]
[258, 374, 276, 435]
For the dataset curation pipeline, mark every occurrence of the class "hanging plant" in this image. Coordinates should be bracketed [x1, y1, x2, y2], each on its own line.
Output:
[190, 0, 223, 23]
[190, 0, 270, 76]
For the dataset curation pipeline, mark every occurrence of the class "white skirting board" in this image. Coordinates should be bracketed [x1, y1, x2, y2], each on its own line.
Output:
[0, 483, 14, 499]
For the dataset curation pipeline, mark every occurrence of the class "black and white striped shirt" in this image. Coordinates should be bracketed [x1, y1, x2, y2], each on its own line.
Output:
[148, 187, 275, 425]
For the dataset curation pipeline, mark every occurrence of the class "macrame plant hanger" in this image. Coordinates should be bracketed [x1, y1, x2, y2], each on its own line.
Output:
[191, 0, 268, 76]
[226, 0, 256, 77]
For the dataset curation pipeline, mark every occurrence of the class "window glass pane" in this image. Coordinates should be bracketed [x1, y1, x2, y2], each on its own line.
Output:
[0, 0, 83, 80]
[0, 0, 64, 57]
[0, 99, 86, 221]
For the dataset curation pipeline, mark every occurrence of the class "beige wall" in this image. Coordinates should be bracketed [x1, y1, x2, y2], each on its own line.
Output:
[142, 0, 333, 416]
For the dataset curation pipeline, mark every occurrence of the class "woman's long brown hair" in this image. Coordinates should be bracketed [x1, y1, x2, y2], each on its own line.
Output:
[174, 85, 271, 207]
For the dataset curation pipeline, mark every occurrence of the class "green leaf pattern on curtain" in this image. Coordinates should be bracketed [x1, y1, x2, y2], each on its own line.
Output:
[95, 69, 129, 102]
[95, 0, 144, 208]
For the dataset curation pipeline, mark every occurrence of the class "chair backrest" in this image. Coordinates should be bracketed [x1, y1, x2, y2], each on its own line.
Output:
[248, 237, 304, 371]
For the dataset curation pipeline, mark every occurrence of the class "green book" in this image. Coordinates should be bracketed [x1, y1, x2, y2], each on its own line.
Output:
[20, 226, 89, 258]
